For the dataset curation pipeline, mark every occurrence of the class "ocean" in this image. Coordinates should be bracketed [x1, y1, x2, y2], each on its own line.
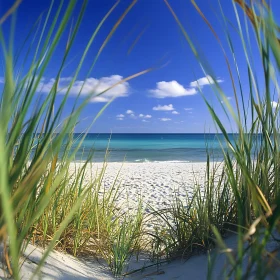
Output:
[69, 133, 232, 162]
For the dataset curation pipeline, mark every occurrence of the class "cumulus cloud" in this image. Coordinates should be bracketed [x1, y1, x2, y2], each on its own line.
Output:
[172, 111, 179, 115]
[139, 114, 152, 119]
[142, 119, 150, 122]
[272, 101, 279, 109]
[38, 75, 129, 102]
[126, 110, 134, 114]
[149, 75, 223, 99]
[116, 114, 125, 118]
[116, 117, 124, 121]
[159, 118, 171, 121]
[153, 104, 174, 111]
[189, 75, 223, 88]
[149, 81, 197, 98]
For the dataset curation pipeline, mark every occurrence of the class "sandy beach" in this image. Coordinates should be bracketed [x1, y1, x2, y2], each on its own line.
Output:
[0, 235, 239, 280]
[71, 161, 223, 211]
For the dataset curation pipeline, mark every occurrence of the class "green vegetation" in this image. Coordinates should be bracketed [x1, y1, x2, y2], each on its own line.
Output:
[0, 0, 146, 278]
[150, 159, 234, 262]
[1, 0, 280, 279]
[156, 0, 280, 279]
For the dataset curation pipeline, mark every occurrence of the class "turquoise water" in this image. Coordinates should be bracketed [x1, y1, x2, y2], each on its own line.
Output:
[69, 133, 232, 162]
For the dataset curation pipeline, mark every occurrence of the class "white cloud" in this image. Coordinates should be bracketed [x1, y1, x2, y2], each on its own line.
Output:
[158, 118, 171, 121]
[142, 119, 150, 122]
[184, 108, 193, 111]
[116, 114, 125, 118]
[38, 75, 129, 102]
[126, 110, 134, 114]
[130, 113, 136, 119]
[172, 111, 179, 115]
[149, 75, 223, 99]
[149, 81, 196, 98]
[139, 114, 152, 119]
[272, 101, 278, 109]
[189, 75, 223, 88]
[153, 104, 174, 111]
[116, 117, 124, 121]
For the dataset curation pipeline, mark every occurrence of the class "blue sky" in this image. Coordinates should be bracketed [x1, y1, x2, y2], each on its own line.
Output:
[0, 0, 279, 133]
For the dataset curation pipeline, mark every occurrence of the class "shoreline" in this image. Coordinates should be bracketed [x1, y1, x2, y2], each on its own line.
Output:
[71, 158, 224, 164]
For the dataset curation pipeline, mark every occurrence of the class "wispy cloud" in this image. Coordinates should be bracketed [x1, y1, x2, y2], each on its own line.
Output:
[153, 104, 174, 111]
[159, 118, 171, 121]
[184, 108, 193, 111]
[38, 75, 129, 102]
[139, 114, 152, 118]
[149, 75, 223, 99]
[172, 111, 179, 115]
[116, 117, 124, 121]
[142, 119, 150, 122]
[118, 110, 151, 120]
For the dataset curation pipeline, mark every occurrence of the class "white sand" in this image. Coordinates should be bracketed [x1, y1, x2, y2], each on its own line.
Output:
[71, 161, 223, 212]
[0, 235, 259, 280]
[0, 243, 114, 280]
[1, 237, 233, 280]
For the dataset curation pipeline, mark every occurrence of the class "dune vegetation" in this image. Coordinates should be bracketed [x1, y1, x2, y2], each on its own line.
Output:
[0, 0, 280, 279]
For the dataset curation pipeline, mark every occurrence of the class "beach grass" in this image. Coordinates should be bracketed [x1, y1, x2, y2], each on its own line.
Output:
[157, 0, 280, 278]
[0, 0, 148, 278]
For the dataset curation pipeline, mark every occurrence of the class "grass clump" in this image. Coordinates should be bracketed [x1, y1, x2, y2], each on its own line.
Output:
[33, 158, 145, 276]
[150, 159, 235, 262]
[108, 203, 144, 276]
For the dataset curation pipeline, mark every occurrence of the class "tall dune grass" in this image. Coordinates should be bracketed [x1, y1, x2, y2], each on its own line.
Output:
[156, 0, 280, 278]
[0, 0, 148, 278]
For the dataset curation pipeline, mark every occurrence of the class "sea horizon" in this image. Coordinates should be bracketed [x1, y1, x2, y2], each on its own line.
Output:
[67, 133, 232, 163]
